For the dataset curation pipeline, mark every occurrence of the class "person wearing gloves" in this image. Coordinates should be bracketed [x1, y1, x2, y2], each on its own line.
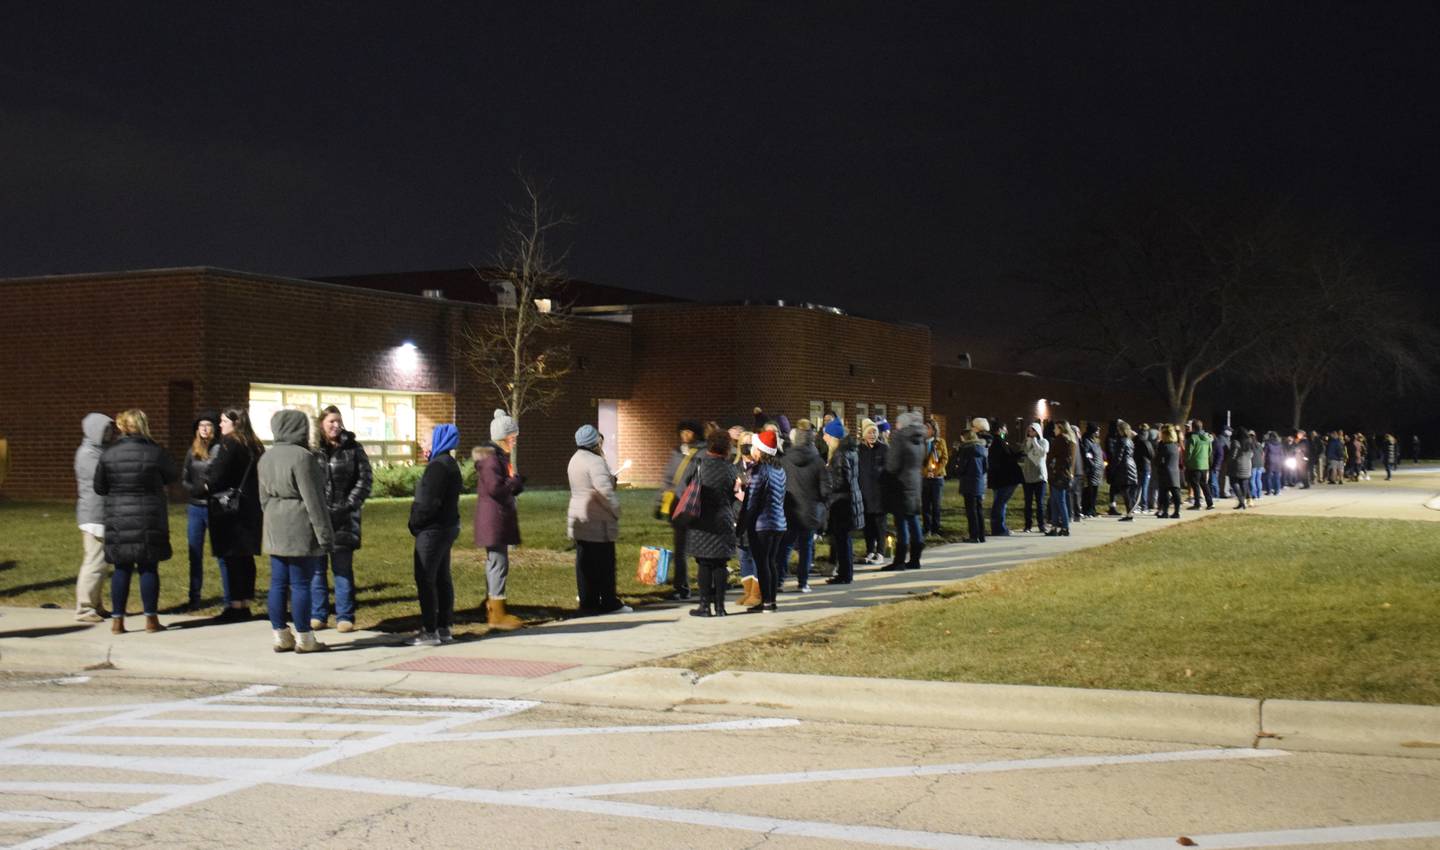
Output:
[94, 409, 177, 634]
[74, 413, 114, 623]
[473, 409, 525, 630]
[567, 424, 630, 616]
[181, 410, 220, 611]
[880, 411, 926, 571]
[258, 409, 335, 653]
[1020, 422, 1049, 534]
[408, 424, 463, 645]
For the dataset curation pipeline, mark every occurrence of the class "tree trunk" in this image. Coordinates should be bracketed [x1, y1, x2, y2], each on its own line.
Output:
[1290, 380, 1309, 432]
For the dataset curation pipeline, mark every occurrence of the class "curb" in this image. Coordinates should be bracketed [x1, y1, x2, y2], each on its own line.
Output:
[1260, 699, 1440, 757]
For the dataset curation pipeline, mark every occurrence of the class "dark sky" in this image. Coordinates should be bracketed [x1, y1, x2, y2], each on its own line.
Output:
[4, 3, 1437, 365]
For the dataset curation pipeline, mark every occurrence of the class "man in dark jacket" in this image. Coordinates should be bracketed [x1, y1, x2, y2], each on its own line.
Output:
[313, 405, 373, 633]
[1133, 425, 1156, 511]
[881, 411, 926, 571]
[409, 424, 462, 645]
[987, 421, 1023, 537]
[779, 426, 829, 591]
[654, 420, 702, 600]
[856, 421, 888, 563]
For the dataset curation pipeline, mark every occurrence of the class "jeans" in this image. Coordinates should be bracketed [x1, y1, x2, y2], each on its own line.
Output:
[311, 548, 356, 624]
[415, 527, 459, 632]
[1265, 470, 1283, 494]
[828, 506, 855, 582]
[921, 477, 944, 534]
[185, 504, 225, 604]
[1250, 469, 1263, 498]
[575, 539, 621, 612]
[1048, 484, 1071, 530]
[963, 493, 985, 541]
[111, 562, 159, 617]
[1022, 481, 1047, 531]
[748, 529, 783, 604]
[267, 555, 322, 632]
[1137, 469, 1152, 510]
[891, 513, 924, 566]
[738, 543, 756, 579]
[990, 484, 1017, 535]
[779, 526, 815, 589]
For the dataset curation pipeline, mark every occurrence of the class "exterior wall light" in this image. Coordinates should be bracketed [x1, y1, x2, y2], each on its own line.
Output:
[394, 341, 420, 375]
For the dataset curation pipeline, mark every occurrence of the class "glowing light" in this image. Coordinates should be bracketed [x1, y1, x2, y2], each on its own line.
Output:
[1034, 398, 1048, 421]
[1284, 457, 1297, 470]
[393, 341, 420, 375]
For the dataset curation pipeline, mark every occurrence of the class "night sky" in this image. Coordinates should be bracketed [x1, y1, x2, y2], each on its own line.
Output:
[4, 3, 1437, 367]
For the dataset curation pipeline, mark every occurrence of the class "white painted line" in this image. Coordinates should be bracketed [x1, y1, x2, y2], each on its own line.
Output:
[0, 811, 116, 825]
[539, 748, 1288, 799]
[118, 719, 413, 732]
[183, 703, 486, 718]
[1080, 820, 1440, 849]
[0, 749, 303, 778]
[217, 694, 538, 710]
[36, 735, 340, 749]
[0, 782, 197, 795]
[424, 716, 800, 743]
[0, 703, 163, 719]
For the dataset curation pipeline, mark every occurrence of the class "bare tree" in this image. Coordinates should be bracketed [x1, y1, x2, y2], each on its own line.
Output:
[460, 172, 574, 464]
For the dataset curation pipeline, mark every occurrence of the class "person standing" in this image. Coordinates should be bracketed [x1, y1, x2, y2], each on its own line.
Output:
[73, 413, 114, 623]
[1249, 431, 1265, 500]
[1079, 423, 1105, 518]
[1154, 425, 1183, 518]
[732, 430, 761, 607]
[1384, 434, 1399, 480]
[1046, 421, 1075, 536]
[743, 430, 786, 612]
[94, 409, 177, 634]
[181, 410, 220, 612]
[880, 411, 926, 570]
[1229, 428, 1254, 510]
[259, 409, 334, 653]
[408, 424, 463, 645]
[1411, 434, 1422, 464]
[780, 426, 828, 593]
[955, 421, 989, 542]
[856, 421, 889, 563]
[1262, 431, 1286, 496]
[987, 421, 1022, 537]
[1020, 422, 1049, 534]
[567, 424, 629, 616]
[1211, 428, 1231, 500]
[822, 418, 863, 585]
[654, 420, 703, 601]
[474, 409, 525, 630]
[1113, 421, 1139, 520]
[1133, 424, 1155, 512]
[920, 419, 948, 536]
[312, 406, 373, 633]
[686, 428, 741, 616]
[207, 408, 264, 622]
[1185, 420, 1215, 509]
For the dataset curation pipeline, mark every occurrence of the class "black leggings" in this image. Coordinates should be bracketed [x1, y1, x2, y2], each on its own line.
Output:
[1022, 481, 1046, 531]
[575, 540, 620, 612]
[413, 526, 458, 632]
[1157, 485, 1182, 516]
[694, 557, 730, 608]
[748, 529, 782, 605]
[863, 512, 885, 555]
[963, 493, 985, 541]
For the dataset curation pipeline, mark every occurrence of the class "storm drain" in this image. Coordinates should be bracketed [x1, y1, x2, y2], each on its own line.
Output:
[384, 657, 579, 678]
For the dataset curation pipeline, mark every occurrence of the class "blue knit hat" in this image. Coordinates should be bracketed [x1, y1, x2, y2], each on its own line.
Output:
[877, 418, 891, 433]
[822, 419, 847, 440]
[575, 424, 600, 447]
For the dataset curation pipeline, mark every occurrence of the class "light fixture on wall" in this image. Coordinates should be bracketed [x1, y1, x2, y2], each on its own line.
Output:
[393, 341, 420, 375]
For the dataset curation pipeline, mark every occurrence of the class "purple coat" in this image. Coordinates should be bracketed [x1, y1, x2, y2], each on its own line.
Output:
[473, 443, 524, 548]
[1262, 439, 1286, 474]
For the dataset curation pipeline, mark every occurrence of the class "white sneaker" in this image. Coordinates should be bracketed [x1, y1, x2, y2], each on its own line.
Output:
[272, 628, 295, 653]
[437, 628, 455, 644]
[798, 585, 814, 594]
[609, 604, 634, 614]
[408, 631, 441, 647]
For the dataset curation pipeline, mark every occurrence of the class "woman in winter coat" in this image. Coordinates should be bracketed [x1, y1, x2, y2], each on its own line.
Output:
[1133, 425, 1156, 512]
[881, 411, 927, 570]
[1113, 421, 1139, 521]
[312, 406, 373, 633]
[1262, 431, 1286, 495]
[1228, 428, 1255, 510]
[1154, 425, 1183, 518]
[1248, 431, 1265, 500]
[94, 409, 177, 634]
[259, 409, 334, 653]
[568, 425, 629, 616]
[986, 422, 1023, 537]
[181, 410, 219, 611]
[743, 429, 786, 612]
[686, 428, 742, 616]
[1046, 421, 1076, 536]
[1079, 423, 1105, 518]
[74, 412, 114, 623]
[821, 419, 863, 585]
[207, 408, 264, 622]
[1020, 422, 1049, 534]
[732, 430, 762, 607]
[920, 419, 949, 535]
[780, 426, 828, 592]
[955, 422, 989, 543]
[856, 421, 889, 563]
[473, 409, 525, 630]
[408, 424, 463, 645]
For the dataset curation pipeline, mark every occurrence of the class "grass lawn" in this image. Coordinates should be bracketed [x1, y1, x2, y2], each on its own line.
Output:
[669, 514, 1440, 705]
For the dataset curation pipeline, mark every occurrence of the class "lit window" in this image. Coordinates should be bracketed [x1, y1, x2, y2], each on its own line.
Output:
[250, 383, 420, 460]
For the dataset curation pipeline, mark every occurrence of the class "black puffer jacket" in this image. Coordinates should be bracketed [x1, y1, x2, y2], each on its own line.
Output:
[686, 453, 739, 560]
[94, 435, 177, 564]
[826, 437, 865, 529]
[1081, 436, 1106, 487]
[1113, 437, 1138, 486]
[181, 445, 216, 508]
[318, 430, 373, 550]
[856, 441, 888, 514]
[782, 438, 830, 532]
[207, 437, 263, 558]
[883, 422, 926, 515]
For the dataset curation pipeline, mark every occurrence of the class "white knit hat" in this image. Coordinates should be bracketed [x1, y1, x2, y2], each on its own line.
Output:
[490, 408, 519, 442]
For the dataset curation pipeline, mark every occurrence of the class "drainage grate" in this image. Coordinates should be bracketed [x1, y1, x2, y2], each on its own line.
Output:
[383, 657, 579, 678]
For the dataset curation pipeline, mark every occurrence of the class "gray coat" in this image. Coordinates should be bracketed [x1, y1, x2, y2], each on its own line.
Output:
[883, 421, 926, 515]
[1228, 439, 1254, 478]
[258, 410, 334, 557]
[567, 448, 620, 542]
[74, 413, 112, 527]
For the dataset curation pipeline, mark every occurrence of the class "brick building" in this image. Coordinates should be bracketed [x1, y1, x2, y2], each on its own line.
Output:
[0, 266, 1163, 500]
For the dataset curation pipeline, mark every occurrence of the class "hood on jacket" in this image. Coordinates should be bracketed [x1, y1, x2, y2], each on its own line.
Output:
[898, 422, 926, 445]
[1027, 421, 1044, 439]
[82, 412, 113, 446]
[430, 424, 459, 456]
[271, 409, 312, 447]
[895, 411, 925, 431]
[785, 442, 820, 468]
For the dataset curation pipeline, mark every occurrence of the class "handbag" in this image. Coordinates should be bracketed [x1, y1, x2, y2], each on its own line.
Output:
[213, 450, 253, 516]
[673, 475, 703, 523]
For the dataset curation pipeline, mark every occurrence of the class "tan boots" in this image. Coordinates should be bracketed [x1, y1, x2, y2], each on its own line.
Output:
[111, 617, 125, 634]
[737, 576, 761, 608]
[486, 598, 523, 630]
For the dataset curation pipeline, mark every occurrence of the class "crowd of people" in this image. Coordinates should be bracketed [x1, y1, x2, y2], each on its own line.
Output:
[71, 402, 1422, 643]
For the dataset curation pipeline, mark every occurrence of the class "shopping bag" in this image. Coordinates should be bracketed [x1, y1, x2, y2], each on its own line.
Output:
[636, 546, 662, 585]
[673, 477, 702, 523]
[656, 548, 673, 584]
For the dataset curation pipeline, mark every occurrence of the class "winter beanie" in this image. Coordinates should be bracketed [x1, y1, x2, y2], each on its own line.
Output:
[754, 430, 779, 456]
[774, 414, 792, 435]
[490, 409, 519, 442]
[822, 418, 847, 440]
[193, 409, 219, 432]
[574, 424, 600, 448]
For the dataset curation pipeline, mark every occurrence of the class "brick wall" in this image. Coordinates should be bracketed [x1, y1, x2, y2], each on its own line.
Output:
[930, 365, 1179, 440]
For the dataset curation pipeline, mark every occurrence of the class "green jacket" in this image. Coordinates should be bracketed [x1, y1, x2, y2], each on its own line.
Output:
[1185, 431, 1214, 471]
[259, 410, 335, 557]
